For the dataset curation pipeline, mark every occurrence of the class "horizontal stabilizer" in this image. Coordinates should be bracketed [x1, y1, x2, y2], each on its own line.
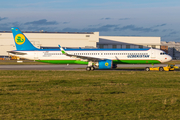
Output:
[7, 51, 27, 55]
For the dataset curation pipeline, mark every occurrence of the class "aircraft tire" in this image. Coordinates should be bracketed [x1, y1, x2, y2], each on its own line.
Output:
[91, 66, 95, 71]
[86, 67, 91, 71]
[159, 67, 164, 71]
[145, 67, 150, 71]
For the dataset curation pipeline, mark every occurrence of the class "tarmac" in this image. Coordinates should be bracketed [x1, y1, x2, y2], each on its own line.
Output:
[0, 64, 179, 71]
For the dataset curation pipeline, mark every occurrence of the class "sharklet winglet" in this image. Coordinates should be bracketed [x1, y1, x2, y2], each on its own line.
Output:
[58, 45, 61, 48]
[58, 45, 66, 54]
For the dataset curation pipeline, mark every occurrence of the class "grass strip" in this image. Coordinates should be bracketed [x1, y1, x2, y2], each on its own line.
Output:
[0, 71, 180, 119]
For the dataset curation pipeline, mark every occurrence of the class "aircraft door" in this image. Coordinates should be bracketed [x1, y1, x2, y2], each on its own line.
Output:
[151, 49, 156, 58]
[34, 52, 38, 60]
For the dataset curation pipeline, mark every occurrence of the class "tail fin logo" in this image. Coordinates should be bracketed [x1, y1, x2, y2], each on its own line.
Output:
[15, 34, 25, 45]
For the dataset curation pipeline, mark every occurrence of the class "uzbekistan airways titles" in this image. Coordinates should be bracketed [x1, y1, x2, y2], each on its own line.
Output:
[43, 51, 150, 58]
[127, 54, 150, 58]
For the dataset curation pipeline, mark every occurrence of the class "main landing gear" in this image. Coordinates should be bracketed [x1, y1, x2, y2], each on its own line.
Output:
[86, 66, 95, 71]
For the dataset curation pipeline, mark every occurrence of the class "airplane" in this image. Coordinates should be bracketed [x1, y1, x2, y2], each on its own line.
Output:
[8, 27, 172, 71]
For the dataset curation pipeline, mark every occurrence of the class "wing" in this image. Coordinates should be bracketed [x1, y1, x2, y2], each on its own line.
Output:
[58, 45, 105, 62]
[7, 51, 27, 55]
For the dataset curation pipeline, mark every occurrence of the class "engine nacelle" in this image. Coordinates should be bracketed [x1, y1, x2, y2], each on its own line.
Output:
[98, 60, 112, 69]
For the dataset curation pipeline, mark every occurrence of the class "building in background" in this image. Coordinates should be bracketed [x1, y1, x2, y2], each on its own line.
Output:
[0, 31, 99, 57]
[160, 45, 168, 54]
[98, 36, 161, 49]
[0, 30, 163, 59]
[161, 41, 180, 59]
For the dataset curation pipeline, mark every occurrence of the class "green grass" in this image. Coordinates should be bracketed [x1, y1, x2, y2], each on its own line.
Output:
[0, 71, 180, 119]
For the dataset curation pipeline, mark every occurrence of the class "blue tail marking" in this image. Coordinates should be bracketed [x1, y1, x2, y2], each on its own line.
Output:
[11, 27, 38, 50]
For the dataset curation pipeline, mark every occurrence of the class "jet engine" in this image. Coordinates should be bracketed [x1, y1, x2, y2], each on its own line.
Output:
[98, 60, 112, 69]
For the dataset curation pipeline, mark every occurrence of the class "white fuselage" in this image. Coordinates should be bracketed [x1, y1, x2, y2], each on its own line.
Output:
[11, 48, 172, 64]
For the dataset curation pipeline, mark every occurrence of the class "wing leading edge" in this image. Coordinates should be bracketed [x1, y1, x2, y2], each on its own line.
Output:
[58, 45, 105, 62]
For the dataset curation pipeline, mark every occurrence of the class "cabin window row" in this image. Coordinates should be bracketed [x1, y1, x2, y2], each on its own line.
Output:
[74, 53, 148, 56]
[49, 52, 148, 56]
[47, 53, 63, 55]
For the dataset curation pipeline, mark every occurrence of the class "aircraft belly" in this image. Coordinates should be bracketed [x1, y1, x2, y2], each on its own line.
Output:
[113, 59, 160, 64]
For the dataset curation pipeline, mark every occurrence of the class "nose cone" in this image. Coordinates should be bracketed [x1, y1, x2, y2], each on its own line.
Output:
[164, 55, 172, 63]
[169, 55, 172, 61]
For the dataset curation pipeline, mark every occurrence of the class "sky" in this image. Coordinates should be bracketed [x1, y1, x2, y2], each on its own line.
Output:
[0, 0, 180, 42]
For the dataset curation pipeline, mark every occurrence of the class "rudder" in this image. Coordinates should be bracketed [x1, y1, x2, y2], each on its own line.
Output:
[11, 27, 38, 50]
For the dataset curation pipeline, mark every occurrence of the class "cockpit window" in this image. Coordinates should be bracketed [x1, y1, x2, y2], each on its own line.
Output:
[160, 52, 167, 55]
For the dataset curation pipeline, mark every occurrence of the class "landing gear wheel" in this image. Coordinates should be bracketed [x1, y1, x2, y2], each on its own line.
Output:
[159, 67, 164, 71]
[86, 67, 91, 71]
[145, 67, 150, 71]
[91, 66, 95, 71]
[90, 66, 95, 71]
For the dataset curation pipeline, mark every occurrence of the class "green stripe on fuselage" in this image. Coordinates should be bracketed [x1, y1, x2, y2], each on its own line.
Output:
[36, 60, 161, 64]
[36, 60, 88, 64]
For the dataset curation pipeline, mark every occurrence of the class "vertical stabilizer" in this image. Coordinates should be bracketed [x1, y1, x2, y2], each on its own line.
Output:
[11, 27, 38, 50]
